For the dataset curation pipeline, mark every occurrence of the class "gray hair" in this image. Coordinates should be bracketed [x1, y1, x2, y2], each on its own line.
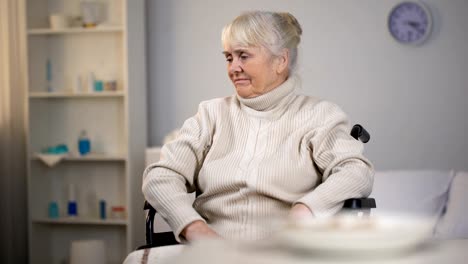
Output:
[222, 11, 303, 72]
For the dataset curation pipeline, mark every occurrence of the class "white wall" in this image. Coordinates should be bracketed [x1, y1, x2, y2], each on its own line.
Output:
[146, 0, 468, 171]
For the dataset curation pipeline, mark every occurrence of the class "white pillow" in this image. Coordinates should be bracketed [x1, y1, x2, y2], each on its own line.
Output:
[434, 171, 468, 239]
[371, 170, 454, 220]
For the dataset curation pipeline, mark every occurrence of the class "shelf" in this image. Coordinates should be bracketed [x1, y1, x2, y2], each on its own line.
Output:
[32, 217, 127, 226]
[29, 91, 125, 98]
[28, 26, 123, 35]
[25, 1, 146, 262]
[32, 153, 126, 162]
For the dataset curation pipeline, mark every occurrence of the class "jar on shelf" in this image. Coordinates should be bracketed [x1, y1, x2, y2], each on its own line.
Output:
[110, 206, 126, 220]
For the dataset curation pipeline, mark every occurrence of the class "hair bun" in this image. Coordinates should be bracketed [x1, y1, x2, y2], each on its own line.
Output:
[278, 12, 303, 36]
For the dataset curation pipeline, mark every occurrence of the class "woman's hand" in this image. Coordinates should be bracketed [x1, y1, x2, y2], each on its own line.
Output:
[289, 203, 314, 219]
[181, 220, 221, 242]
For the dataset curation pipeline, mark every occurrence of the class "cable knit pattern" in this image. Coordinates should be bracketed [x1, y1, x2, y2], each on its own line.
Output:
[142, 76, 374, 242]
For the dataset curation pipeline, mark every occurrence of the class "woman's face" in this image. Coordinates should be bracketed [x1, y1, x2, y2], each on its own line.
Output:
[223, 44, 288, 98]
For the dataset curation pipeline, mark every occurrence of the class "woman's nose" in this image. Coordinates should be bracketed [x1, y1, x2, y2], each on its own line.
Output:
[229, 59, 242, 74]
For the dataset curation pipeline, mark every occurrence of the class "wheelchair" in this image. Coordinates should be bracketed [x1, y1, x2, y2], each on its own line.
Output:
[138, 124, 376, 249]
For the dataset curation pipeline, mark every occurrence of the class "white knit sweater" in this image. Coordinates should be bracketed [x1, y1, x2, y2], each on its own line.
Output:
[142, 76, 374, 242]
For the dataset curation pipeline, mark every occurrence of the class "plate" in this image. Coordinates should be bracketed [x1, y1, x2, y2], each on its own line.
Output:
[276, 214, 434, 255]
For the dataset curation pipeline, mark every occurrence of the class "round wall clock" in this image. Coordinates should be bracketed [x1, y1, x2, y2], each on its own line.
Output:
[388, 1, 433, 45]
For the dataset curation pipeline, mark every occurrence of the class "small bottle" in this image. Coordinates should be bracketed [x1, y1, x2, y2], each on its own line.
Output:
[48, 201, 59, 219]
[99, 200, 106, 220]
[67, 184, 78, 217]
[78, 130, 91, 155]
[87, 72, 95, 92]
[46, 59, 53, 92]
[94, 80, 104, 92]
[74, 75, 83, 93]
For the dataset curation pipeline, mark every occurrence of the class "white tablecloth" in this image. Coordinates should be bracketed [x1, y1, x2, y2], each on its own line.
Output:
[124, 239, 468, 264]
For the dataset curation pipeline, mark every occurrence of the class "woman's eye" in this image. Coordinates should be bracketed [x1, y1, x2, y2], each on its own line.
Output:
[226, 57, 233, 62]
[240, 54, 248, 60]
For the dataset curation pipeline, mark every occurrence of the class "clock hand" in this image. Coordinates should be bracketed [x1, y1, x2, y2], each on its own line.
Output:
[408, 21, 420, 28]
[403, 20, 419, 27]
[404, 21, 424, 34]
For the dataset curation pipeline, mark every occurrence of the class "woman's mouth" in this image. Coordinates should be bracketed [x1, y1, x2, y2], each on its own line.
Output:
[234, 78, 250, 85]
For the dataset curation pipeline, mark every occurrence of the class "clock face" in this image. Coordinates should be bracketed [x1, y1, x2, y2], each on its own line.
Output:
[388, 1, 432, 45]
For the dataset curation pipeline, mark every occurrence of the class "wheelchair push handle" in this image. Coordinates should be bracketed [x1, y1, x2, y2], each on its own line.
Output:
[351, 124, 370, 143]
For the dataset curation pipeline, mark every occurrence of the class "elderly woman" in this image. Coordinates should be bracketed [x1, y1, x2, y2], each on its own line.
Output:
[142, 11, 373, 243]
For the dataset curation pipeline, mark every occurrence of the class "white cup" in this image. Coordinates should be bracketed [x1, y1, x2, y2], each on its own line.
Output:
[49, 14, 68, 29]
[70, 239, 106, 264]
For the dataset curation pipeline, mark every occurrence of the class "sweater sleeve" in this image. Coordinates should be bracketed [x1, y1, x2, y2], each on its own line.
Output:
[295, 101, 374, 217]
[142, 102, 213, 242]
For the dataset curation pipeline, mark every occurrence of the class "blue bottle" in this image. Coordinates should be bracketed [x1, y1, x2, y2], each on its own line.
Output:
[78, 130, 91, 155]
[48, 201, 59, 219]
[99, 200, 106, 220]
[68, 201, 78, 216]
[67, 184, 78, 217]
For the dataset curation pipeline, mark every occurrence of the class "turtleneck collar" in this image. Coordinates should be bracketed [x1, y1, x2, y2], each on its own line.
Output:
[236, 75, 297, 113]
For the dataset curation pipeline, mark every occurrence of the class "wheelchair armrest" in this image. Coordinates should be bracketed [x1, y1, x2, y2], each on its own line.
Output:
[143, 201, 157, 247]
[144, 200, 155, 211]
[343, 198, 376, 209]
[140, 201, 179, 249]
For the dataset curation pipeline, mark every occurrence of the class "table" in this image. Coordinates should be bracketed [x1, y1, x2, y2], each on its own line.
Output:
[125, 239, 468, 264]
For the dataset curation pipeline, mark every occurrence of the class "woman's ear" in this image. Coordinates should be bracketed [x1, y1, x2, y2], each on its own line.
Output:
[276, 49, 289, 74]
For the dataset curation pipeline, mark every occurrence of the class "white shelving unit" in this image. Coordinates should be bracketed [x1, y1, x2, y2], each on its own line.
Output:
[28, 26, 123, 35]
[24, 1, 147, 263]
[31, 153, 126, 162]
[32, 218, 128, 226]
[29, 91, 125, 98]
